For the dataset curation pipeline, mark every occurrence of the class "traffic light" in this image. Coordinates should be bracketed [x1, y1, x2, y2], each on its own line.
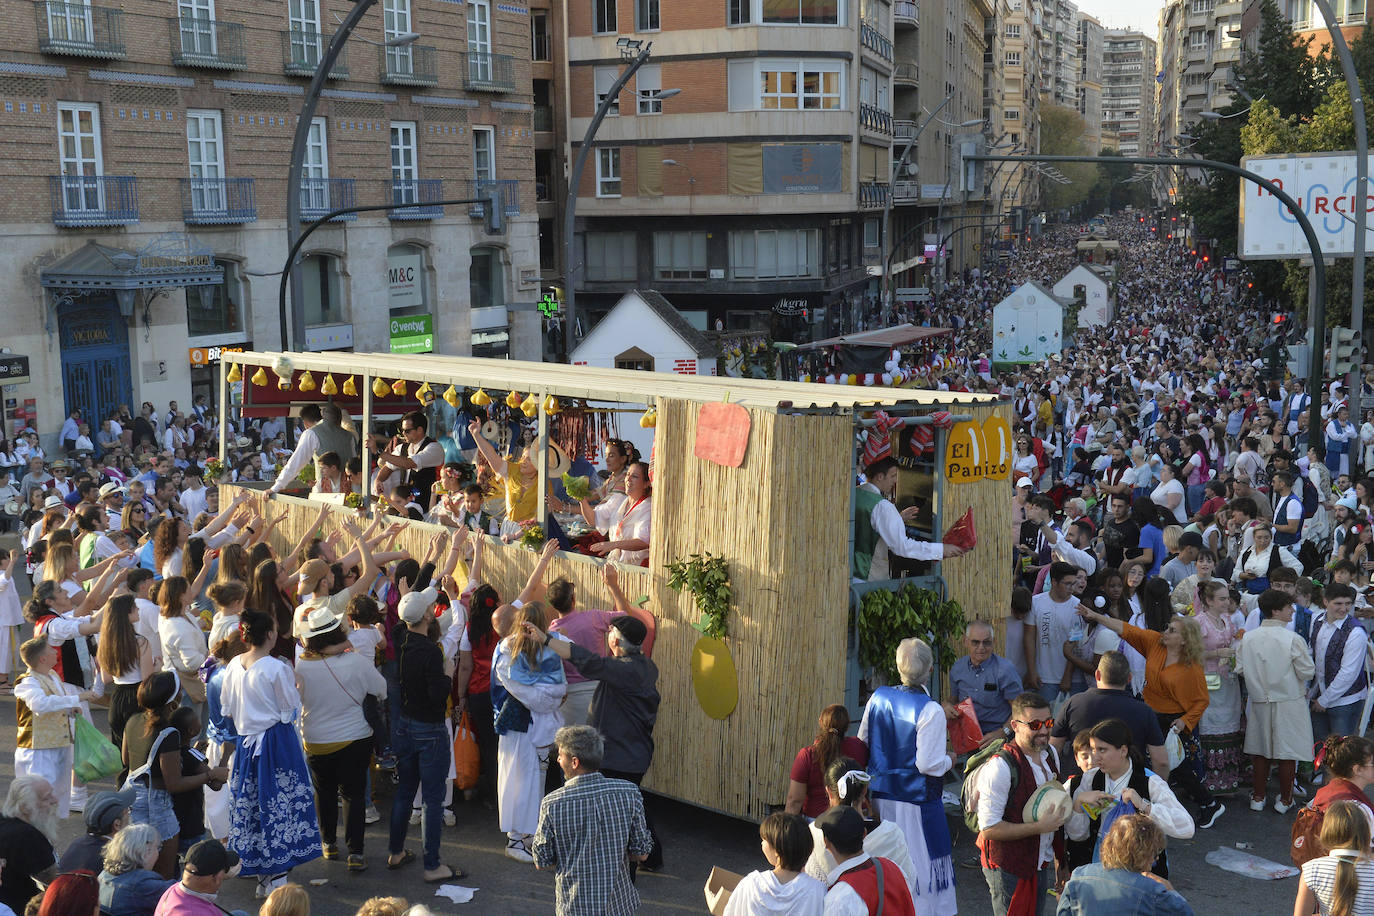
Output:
[1265, 343, 1285, 380]
[1331, 327, 1362, 377]
[484, 191, 505, 234]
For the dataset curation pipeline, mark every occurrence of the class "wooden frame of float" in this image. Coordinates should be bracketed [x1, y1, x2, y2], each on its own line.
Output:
[217, 350, 1013, 821]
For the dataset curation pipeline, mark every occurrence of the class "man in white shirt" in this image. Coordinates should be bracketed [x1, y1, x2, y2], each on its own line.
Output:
[268, 404, 325, 494]
[179, 474, 208, 519]
[1309, 582, 1369, 741]
[1038, 518, 1099, 578]
[1022, 562, 1085, 702]
[59, 410, 82, 453]
[124, 569, 162, 667]
[852, 457, 966, 582]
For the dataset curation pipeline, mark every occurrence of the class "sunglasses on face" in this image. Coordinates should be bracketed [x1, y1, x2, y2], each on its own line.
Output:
[1015, 717, 1054, 730]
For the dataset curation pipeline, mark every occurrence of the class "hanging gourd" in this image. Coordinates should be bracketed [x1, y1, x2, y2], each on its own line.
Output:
[520, 393, 538, 418]
[505, 390, 522, 409]
[391, 379, 407, 396]
[442, 385, 461, 408]
[225, 363, 242, 384]
[416, 381, 433, 404]
[298, 371, 316, 392]
[543, 395, 561, 415]
[250, 366, 268, 387]
[471, 388, 492, 407]
[320, 373, 338, 396]
[341, 375, 357, 396]
[372, 377, 390, 398]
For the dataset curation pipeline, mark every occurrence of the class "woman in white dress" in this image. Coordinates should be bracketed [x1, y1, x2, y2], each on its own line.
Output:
[802, 759, 917, 892]
[0, 548, 24, 687]
[219, 608, 321, 898]
[1150, 463, 1188, 525]
[586, 461, 652, 566]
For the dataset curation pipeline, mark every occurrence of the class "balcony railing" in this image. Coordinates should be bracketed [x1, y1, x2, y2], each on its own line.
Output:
[893, 118, 917, 139]
[893, 179, 921, 201]
[894, 63, 918, 86]
[468, 179, 520, 220]
[894, 0, 918, 25]
[181, 177, 256, 224]
[533, 105, 554, 132]
[169, 17, 245, 69]
[50, 175, 137, 227]
[464, 51, 516, 92]
[36, 1, 124, 58]
[860, 20, 893, 61]
[298, 177, 356, 222]
[380, 43, 438, 86]
[388, 178, 444, 220]
[282, 29, 348, 79]
[859, 181, 890, 210]
[860, 103, 893, 135]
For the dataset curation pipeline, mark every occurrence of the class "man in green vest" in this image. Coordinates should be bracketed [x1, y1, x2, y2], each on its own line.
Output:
[853, 457, 965, 581]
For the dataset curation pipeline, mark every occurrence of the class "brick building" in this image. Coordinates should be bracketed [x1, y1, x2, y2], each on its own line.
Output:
[0, 0, 538, 439]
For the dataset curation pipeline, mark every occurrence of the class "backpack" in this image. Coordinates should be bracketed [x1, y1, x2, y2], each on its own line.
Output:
[961, 738, 1016, 834]
[1291, 803, 1327, 866]
[1300, 481, 1318, 520]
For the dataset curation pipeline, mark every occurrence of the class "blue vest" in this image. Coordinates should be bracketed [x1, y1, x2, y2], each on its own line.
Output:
[865, 686, 944, 803]
[1274, 494, 1301, 547]
[1321, 615, 1369, 703]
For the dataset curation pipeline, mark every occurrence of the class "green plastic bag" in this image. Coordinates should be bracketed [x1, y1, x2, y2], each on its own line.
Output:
[73, 714, 122, 784]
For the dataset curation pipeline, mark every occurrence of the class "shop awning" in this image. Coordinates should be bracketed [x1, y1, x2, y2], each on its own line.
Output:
[795, 324, 954, 351]
[41, 237, 223, 315]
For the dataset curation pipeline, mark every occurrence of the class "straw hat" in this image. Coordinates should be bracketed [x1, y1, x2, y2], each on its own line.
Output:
[301, 607, 341, 640]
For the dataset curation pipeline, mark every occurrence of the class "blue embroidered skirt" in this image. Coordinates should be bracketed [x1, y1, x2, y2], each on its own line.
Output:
[228, 721, 321, 875]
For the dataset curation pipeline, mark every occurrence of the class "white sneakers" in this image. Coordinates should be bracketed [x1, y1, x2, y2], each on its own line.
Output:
[1274, 797, 1296, 814]
[1249, 796, 1266, 811]
[505, 836, 534, 863]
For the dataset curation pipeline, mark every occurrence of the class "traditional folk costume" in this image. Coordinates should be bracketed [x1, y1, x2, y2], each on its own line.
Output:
[13, 668, 83, 818]
[492, 638, 566, 852]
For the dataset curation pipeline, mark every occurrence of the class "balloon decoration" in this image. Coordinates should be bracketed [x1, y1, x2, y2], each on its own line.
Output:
[298, 371, 316, 392]
[471, 388, 491, 407]
[320, 373, 338, 396]
[372, 377, 390, 398]
[442, 385, 461, 408]
[341, 375, 357, 396]
[250, 366, 268, 387]
[391, 379, 407, 396]
[225, 363, 242, 384]
[505, 390, 522, 409]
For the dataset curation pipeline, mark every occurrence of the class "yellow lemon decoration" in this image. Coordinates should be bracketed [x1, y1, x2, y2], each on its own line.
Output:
[505, 390, 522, 409]
[543, 395, 560, 415]
[341, 375, 357, 396]
[520, 393, 538, 418]
[372, 377, 390, 398]
[442, 385, 461, 408]
[250, 366, 268, 386]
[639, 408, 657, 429]
[416, 381, 433, 404]
[298, 371, 316, 392]
[320, 373, 338, 396]
[690, 636, 739, 720]
[225, 363, 242, 384]
[391, 379, 407, 396]
[471, 388, 491, 407]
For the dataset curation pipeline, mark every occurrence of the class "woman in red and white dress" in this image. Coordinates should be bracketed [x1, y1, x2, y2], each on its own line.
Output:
[585, 461, 652, 566]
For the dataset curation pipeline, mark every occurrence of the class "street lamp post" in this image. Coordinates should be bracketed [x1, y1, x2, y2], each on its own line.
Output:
[880, 95, 953, 311]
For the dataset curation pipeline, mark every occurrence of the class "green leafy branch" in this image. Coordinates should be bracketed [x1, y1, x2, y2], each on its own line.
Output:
[665, 552, 732, 640]
[857, 584, 965, 686]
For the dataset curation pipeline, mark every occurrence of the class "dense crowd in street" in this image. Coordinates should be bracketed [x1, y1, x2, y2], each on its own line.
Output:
[4, 211, 1374, 916]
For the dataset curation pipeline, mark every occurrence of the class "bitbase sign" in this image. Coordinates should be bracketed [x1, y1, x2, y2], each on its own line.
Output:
[1239, 152, 1374, 259]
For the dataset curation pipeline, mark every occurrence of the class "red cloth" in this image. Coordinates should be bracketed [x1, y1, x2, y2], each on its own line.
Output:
[1313, 777, 1371, 816]
[466, 629, 497, 695]
[788, 737, 869, 818]
[863, 411, 901, 466]
[834, 857, 916, 916]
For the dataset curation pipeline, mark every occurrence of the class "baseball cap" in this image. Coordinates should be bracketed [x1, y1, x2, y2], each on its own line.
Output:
[297, 558, 330, 596]
[1016, 477, 1033, 489]
[398, 586, 439, 625]
[609, 615, 648, 647]
[814, 804, 865, 852]
[184, 839, 240, 876]
[84, 788, 135, 833]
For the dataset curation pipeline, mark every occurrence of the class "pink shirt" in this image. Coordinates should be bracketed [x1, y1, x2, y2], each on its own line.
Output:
[154, 882, 226, 916]
[548, 608, 622, 684]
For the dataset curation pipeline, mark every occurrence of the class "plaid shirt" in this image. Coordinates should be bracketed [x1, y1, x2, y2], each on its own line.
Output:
[533, 772, 652, 916]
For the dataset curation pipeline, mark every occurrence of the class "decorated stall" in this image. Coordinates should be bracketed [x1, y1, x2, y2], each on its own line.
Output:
[216, 351, 1011, 821]
[992, 281, 1070, 365]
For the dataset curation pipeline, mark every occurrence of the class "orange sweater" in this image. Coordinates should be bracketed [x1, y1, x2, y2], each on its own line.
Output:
[1121, 623, 1209, 732]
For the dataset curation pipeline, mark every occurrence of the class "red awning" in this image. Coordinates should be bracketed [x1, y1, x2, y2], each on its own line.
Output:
[796, 324, 954, 351]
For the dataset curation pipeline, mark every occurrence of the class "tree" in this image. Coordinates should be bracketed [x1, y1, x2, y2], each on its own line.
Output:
[1231, 0, 1325, 118]
[1037, 105, 1096, 213]
[1084, 150, 1151, 214]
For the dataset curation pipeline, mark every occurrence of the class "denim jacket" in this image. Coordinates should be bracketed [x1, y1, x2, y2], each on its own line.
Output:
[98, 868, 176, 916]
[1056, 864, 1195, 916]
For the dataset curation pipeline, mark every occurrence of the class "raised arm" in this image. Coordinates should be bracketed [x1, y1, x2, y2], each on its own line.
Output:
[602, 563, 656, 657]
[197, 491, 248, 540]
[341, 519, 379, 600]
[468, 419, 509, 478]
[518, 540, 560, 605]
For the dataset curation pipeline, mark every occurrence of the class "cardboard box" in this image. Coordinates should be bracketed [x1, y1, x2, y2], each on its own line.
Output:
[704, 866, 743, 916]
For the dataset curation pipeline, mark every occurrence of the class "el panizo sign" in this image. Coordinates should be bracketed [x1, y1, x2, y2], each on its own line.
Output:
[946, 416, 1013, 483]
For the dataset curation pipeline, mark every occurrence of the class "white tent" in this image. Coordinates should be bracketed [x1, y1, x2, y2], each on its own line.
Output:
[571, 288, 716, 376]
[992, 282, 1068, 363]
[1052, 264, 1114, 328]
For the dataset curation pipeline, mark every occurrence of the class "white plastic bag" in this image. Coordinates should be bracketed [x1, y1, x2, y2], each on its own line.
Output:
[1164, 730, 1185, 771]
[1204, 846, 1299, 881]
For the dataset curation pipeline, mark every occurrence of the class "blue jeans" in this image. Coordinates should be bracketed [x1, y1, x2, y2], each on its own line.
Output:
[388, 716, 451, 870]
[380, 661, 402, 752]
[1313, 702, 1362, 744]
[983, 864, 1056, 916]
[1186, 482, 1207, 515]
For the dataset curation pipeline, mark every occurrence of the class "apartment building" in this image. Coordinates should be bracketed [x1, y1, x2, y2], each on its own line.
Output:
[1076, 13, 1103, 152]
[0, 0, 539, 435]
[1102, 29, 1156, 157]
[992, 0, 1037, 222]
[1246, 0, 1365, 55]
[1157, 0, 1241, 150]
[1039, 0, 1079, 111]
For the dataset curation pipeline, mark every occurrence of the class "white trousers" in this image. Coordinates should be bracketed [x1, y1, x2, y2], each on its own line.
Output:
[496, 731, 550, 838]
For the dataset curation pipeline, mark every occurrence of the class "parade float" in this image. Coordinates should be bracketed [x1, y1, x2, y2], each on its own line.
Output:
[217, 350, 1012, 820]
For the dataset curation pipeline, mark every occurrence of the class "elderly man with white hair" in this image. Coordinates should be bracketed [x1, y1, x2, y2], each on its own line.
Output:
[0, 775, 61, 914]
[857, 638, 956, 916]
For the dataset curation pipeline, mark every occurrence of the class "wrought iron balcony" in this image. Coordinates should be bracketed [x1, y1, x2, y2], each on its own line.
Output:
[282, 28, 349, 79]
[181, 177, 256, 224]
[859, 181, 891, 210]
[894, 0, 918, 27]
[860, 20, 893, 60]
[388, 178, 444, 220]
[861, 103, 894, 135]
[468, 179, 520, 219]
[893, 118, 917, 139]
[50, 175, 137, 227]
[464, 51, 516, 92]
[379, 43, 437, 86]
[169, 17, 246, 69]
[37, 1, 124, 58]
[533, 105, 554, 132]
[894, 63, 918, 87]
[298, 177, 356, 222]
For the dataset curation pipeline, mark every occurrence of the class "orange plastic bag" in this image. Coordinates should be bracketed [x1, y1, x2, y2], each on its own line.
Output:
[943, 507, 977, 551]
[453, 710, 480, 790]
[947, 697, 984, 755]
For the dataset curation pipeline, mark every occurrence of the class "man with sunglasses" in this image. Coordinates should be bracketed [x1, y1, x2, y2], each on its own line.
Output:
[973, 692, 1068, 916]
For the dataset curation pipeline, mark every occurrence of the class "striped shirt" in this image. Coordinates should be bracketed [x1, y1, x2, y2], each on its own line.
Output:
[1303, 853, 1374, 916]
[533, 772, 652, 916]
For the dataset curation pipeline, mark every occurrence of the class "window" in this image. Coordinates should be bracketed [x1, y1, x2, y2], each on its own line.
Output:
[288, 0, 322, 65]
[300, 254, 343, 326]
[615, 348, 654, 371]
[859, 66, 887, 109]
[760, 61, 842, 109]
[593, 0, 616, 33]
[1191, 0, 1213, 11]
[596, 148, 621, 197]
[730, 229, 819, 279]
[863, 219, 879, 248]
[1005, 23, 1021, 36]
[178, 0, 216, 57]
[188, 259, 245, 337]
[467, 0, 493, 85]
[1005, 51, 1021, 66]
[729, 0, 751, 23]
[584, 231, 637, 280]
[762, 0, 840, 25]
[637, 64, 663, 114]
[595, 67, 620, 116]
[57, 102, 103, 213]
[1004, 108, 1020, 120]
[383, 0, 413, 75]
[391, 121, 417, 201]
[469, 246, 505, 309]
[299, 115, 328, 210]
[186, 109, 225, 212]
[531, 10, 550, 60]
[653, 231, 708, 279]
[47, 0, 92, 44]
[472, 126, 495, 181]
[635, 0, 660, 30]
[1189, 28, 1207, 48]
